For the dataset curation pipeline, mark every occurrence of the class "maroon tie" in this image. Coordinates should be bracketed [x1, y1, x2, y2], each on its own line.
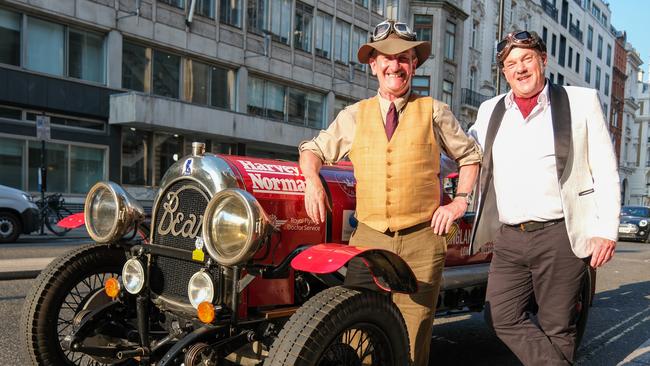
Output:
[385, 102, 398, 140]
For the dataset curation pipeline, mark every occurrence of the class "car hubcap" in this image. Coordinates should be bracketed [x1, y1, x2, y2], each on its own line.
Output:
[0, 218, 14, 237]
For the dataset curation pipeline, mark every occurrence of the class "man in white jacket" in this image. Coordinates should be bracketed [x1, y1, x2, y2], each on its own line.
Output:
[469, 30, 620, 365]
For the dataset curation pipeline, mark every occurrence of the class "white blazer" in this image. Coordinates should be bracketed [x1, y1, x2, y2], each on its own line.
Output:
[470, 82, 620, 258]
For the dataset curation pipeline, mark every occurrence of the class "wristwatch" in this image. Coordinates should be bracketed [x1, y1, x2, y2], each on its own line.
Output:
[454, 192, 470, 205]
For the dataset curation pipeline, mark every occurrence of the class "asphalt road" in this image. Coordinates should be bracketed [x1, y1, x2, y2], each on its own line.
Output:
[1, 238, 649, 365]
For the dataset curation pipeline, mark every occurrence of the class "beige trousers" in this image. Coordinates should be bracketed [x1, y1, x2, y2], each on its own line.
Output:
[346, 222, 447, 366]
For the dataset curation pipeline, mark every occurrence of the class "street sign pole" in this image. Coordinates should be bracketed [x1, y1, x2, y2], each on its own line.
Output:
[36, 116, 50, 235]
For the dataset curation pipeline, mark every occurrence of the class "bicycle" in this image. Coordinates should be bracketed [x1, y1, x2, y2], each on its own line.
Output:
[35, 193, 73, 236]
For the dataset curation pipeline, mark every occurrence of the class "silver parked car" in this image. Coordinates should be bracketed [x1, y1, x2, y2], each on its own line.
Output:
[0, 184, 39, 243]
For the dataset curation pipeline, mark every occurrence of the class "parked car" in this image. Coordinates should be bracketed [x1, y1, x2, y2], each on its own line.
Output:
[21, 142, 592, 365]
[0, 184, 39, 243]
[618, 205, 650, 243]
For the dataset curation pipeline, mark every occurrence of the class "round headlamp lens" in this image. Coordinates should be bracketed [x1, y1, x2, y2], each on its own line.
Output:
[188, 271, 214, 309]
[89, 186, 117, 238]
[122, 258, 145, 294]
[639, 220, 648, 227]
[210, 196, 251, 258]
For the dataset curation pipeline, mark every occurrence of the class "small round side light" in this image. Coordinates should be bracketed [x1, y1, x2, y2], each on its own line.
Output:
[197, 302, 216, 324]
[105, 277, 121, 299]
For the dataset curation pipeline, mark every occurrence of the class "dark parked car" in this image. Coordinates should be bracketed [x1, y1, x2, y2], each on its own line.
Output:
[618, 206, 650, 243]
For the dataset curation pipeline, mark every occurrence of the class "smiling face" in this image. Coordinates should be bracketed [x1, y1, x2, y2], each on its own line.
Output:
[502, 47, 547, 98]
[369, 49, 418, 101]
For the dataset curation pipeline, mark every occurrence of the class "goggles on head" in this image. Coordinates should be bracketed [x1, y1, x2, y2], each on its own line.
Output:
[371, 20, 417, 42]
[496, 31, 545, 64]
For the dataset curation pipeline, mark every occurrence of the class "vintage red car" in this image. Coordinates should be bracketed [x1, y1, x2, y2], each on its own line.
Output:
[21, 142, 591, 365]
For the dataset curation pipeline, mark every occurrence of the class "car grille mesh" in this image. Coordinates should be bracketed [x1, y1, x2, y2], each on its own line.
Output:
[150, 179, 216, 301]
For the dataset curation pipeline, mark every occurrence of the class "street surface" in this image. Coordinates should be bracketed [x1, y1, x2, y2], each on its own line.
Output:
[1, 236, 649, 365]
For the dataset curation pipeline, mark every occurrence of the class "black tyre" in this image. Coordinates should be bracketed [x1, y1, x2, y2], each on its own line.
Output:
[21, 243, 127, 365]
[0, 211, 21, 243]
[45, 207, 73, 236]
[265, 286, 410, 366]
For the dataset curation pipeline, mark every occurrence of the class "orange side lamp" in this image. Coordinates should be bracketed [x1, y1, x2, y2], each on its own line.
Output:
[105, 277, 121, 299]
[197, 302, 216, 324]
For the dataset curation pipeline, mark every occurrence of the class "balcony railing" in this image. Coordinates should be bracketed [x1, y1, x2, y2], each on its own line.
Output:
[569, 23, 583, 43]
[541, 0, 558, 21]
[461, 88, 492, 109]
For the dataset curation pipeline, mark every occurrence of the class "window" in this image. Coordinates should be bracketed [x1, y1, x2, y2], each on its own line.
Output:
[551, 34, 557, 57]
[122, 42, 150, 92]
[351, 27, 367, 70]
[26, 112, 106, 132]
[595, 66, 601, 90]
[334, 19, 350, 64]
[0, 8, 21, 66]
[585, 57, 591, 83]
[444, 21, 456, 60]
[184, 60, 235, 109]
[159, 0, 184, 8]
[587, 25, 593, 50]
[294, 2, 313, 53]
[557, 73, 564, 85]
[355, 0, 368, 8]
[247, 0, 291, 43]
[576, 52, 580, 73]
[195, 0, 214, 18]
[558, 35, 566, 66]
[16, 16, 106, 83]
[442, 80, 453, 106]
[412, 76, 430, 96]
[0, 137, 24, 189]
[314, 11, 332, 59]
[288, 89, 324, 128]
[414, 15, 432, 44]
[0, 105, 22, 119]
[542, 26, 548, 44]
[471, 21, 479, 49]
[597, 35, 603, 59]
[153, 50, 180, 98]
[68, 29, 105, 83]
[70, 146, 104, 194]
[26, 17, 64, 76]
[469, 68, 476, 91]
[220, 0, 242, 27]
[247, 76, 325, 127]
[122, 128, 148, 186]
[606, 44, 611, 66]
[550, 73, 555, 84]
[568, 46, 573, 68]
[334, 98, 354, 117]
[154, 133, 184, 184]
[370, 0, 384, 15]
[604, 73, 609, 96]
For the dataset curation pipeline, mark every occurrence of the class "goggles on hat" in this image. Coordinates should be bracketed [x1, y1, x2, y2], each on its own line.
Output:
[496, 31, 543, 62]
[371, 20, 417, 42]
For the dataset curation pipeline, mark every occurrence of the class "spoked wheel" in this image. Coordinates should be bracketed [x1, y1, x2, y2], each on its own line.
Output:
[265, 286, 410, 366]
[21, 243, 128, 365]
[45, 207, 73, 236]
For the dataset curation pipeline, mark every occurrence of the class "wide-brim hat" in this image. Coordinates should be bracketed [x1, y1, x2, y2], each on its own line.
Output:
[357, 33, 431, 68]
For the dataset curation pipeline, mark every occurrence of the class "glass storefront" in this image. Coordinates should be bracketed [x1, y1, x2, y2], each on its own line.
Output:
[0, 138, 24, 189]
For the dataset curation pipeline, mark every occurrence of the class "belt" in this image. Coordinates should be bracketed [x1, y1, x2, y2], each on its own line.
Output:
[382, 222, 431, 237]
[506, 218, 564, 232]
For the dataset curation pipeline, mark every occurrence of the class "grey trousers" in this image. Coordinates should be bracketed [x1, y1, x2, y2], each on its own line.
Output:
[485, 221, 588, 366]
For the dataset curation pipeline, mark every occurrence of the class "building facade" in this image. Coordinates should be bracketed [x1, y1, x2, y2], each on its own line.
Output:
[628, 68, 650, 205]
[619, 43, 643, 205]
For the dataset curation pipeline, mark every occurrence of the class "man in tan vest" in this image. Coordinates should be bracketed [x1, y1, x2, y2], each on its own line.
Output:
[299, 20, 481, 365]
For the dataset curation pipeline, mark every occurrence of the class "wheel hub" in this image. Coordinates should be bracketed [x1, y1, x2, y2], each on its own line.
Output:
[319, 343, 363, 366]
[0, 218, 14, 236]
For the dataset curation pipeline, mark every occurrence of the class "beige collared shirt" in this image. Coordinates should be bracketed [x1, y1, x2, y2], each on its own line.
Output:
[299, 90, 482, 166]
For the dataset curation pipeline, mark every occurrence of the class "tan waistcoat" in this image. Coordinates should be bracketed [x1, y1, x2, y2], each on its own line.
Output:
[349, 95, 440, 232]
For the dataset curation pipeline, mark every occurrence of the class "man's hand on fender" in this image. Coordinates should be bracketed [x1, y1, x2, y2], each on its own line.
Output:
[589, 237, 616, 268]
[430, 198, 468, 235]
[304, 178, 331, 224]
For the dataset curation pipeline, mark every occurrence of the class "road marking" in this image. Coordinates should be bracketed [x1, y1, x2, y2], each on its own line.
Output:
[577, 307, 650, 364]
[0, 257, 55, 272]
[618, 338, 650, 365]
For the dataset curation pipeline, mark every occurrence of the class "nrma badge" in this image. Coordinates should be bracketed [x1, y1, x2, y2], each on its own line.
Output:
[183, 159, 193, 176]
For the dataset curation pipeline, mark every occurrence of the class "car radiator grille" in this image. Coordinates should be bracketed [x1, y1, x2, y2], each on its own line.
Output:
[150, 179, 219, 302]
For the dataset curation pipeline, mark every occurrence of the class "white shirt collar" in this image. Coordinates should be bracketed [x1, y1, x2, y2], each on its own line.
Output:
[503, 81, 550, 110]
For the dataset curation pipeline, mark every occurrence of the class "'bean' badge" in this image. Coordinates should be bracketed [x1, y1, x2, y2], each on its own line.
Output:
[192, 236, 205, 262]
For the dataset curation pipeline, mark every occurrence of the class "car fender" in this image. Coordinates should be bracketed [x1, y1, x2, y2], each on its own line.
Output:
[291, 243, 418, 293]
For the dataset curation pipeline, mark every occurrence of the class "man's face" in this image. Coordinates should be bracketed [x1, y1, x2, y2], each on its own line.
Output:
[369, 49, 418, 99]
[502, 47, 547, 98]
